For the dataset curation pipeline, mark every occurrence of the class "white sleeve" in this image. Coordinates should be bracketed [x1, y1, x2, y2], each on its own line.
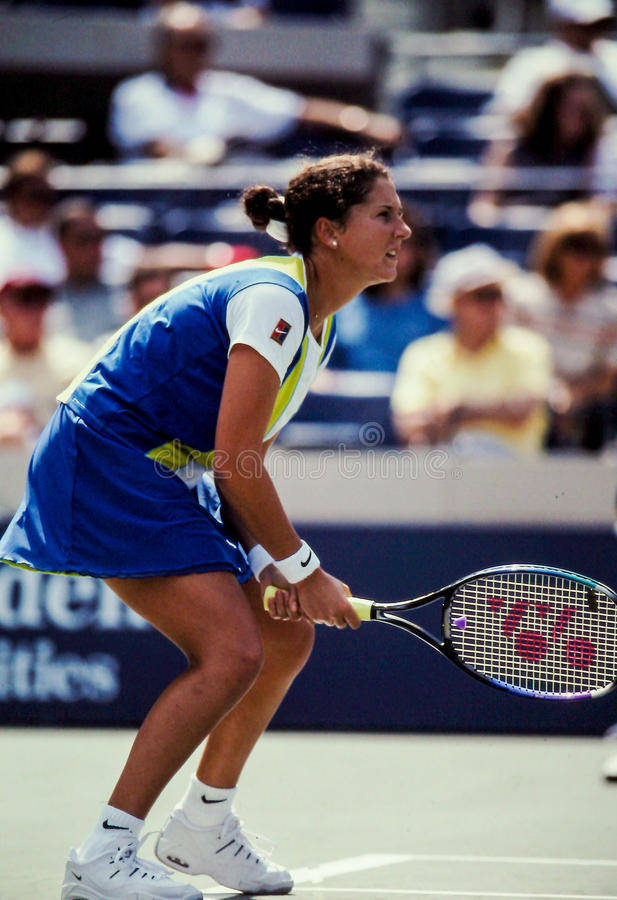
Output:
[226, 283, 306, 384]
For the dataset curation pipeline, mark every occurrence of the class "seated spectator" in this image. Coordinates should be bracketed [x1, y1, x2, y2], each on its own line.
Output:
[511, 200, 617, 450]
[123, 248, 179, 318]
[0, 150, 66, 287]
[0, 275, 91, 447]
[493, 0, 617, 118]
[391, 245, 552, 456]
[330, 204, 446, 372]
[109, 1, 401, 163]
[49, 199, 124, 343]
[470, 71, 614, 226]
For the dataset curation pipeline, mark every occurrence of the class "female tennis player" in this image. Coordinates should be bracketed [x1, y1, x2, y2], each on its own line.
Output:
[0, 153, 410, 899]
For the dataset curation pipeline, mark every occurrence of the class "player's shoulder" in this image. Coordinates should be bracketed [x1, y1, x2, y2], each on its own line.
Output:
[225, 256, 307, 294]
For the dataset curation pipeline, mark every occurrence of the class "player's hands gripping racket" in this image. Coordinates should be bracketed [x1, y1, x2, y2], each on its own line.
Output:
[266, 569, 360, 629]
[264, 564, 617, 699]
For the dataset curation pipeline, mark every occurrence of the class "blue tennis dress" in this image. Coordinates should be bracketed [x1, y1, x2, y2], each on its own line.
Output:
[0, 255, 335, 579]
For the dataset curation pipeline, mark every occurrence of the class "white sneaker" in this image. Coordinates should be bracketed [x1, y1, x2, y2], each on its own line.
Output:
[155, 810, 293, 895]
[61, 833, 203, 899]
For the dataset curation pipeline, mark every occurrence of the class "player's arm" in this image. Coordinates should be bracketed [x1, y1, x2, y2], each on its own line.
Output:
[217, 432, 277, 552]
[216, 428, 298, 612]
[214, 344, 359, 629]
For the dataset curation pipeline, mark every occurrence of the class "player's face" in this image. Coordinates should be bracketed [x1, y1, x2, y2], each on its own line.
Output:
[336, 178, 411, 285]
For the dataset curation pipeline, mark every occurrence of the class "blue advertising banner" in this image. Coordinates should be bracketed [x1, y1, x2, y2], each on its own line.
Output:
[0, 560, 185, 724]
[2, 521, 617, 734]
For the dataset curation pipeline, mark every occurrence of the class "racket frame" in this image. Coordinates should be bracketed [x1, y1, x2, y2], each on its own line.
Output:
[360, 564, 617, 699]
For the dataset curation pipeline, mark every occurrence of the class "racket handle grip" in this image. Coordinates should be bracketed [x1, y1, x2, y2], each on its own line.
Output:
[263, 586, 374, 621]
[349, 597, 374, 621]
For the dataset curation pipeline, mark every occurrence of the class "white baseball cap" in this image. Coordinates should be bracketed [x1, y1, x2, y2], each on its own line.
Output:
[549, 0, 613, 24]
[426, 244, 514, 318]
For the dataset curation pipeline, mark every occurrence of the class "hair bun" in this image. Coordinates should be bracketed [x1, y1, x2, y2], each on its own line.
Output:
[242, 185, 285, 231]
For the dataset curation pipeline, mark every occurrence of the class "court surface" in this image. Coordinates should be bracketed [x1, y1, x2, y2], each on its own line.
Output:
[3, 728, 617, 899]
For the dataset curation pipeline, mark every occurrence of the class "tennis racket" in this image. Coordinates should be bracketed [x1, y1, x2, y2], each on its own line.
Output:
[264, 564, 617, 700]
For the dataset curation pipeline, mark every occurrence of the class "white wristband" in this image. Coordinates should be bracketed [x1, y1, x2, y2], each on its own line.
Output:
[274, 540, 320, 584]
[247, 544, 274, 580]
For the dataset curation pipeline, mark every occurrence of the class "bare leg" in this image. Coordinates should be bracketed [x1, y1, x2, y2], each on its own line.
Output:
[197, 577, 315, 787]
[104, 571, 264, 819]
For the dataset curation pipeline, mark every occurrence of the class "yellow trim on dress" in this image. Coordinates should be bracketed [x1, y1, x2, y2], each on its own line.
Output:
[1, 558, 87, 577]
[145, 442, 215, 472]
[266, 335, 310, 436]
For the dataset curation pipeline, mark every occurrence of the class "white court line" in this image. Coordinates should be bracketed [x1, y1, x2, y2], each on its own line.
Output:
[293, 854, 412, 884]
[394, 854, 617, 868]
[294, 891, 617, 899]
[292, 853, 617, 885]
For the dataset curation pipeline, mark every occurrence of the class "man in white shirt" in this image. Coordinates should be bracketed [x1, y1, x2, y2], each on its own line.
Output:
[493, 0, 617, 118]
[109, 1, 401, 163]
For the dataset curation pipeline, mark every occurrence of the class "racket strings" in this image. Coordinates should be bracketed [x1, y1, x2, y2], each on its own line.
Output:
[448, 572, 617, 699]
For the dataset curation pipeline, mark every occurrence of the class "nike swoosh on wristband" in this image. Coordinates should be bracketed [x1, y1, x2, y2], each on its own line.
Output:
[71, 872, 82, 880]
[201, 794, 226, 804]
[102, 820, 130, 830]
[300, 551, 312, 567]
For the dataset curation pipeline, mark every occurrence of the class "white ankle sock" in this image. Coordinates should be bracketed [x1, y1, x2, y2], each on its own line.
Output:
[77, 804, 144, 861]
[178, 775, 236, 827]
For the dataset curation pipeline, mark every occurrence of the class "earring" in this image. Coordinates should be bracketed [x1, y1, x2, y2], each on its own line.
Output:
[331, 240, 338, 248]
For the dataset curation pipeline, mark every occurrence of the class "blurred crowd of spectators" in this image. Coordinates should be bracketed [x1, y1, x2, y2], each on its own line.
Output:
[2, 0, 617, 458]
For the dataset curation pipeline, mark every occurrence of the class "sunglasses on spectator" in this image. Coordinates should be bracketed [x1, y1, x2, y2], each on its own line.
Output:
[468, 285, 503, 303]
[560, 234, 607, 257]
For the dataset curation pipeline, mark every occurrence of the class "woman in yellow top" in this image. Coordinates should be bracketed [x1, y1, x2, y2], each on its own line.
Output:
[392, 244, 552, 456]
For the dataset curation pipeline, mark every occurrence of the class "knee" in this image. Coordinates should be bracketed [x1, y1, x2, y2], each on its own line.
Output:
[220, 627, 265, 689]
[188, 626, 264, 692]
[269, 618, 315, 678]
[233, 632, 265, 686]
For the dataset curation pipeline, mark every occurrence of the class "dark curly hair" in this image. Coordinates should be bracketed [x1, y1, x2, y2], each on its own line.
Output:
[242, 153, 390, 256]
